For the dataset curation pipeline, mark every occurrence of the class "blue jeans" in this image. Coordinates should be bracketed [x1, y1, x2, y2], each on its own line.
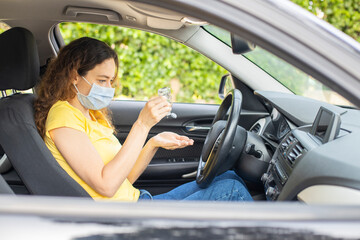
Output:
[138, 171, 253, 201]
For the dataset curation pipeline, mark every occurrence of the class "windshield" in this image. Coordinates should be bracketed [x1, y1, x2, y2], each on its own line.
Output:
[203, 25, 353, 107]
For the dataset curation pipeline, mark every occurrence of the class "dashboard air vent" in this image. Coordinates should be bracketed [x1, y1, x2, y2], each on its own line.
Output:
[285, 134, 294, 146]
[251, 123, 261, 134]
[280, 133, 306, 166]
[287, 141, 305, 165]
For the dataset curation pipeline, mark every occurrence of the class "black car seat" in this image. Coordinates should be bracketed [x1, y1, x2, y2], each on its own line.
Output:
[0, 27, 90, 197]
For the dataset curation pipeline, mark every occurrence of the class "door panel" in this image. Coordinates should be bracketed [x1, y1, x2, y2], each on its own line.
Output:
[109, 100, 268, 194]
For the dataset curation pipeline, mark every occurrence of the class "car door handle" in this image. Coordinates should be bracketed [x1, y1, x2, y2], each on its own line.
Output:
[182, 170, 197, 179]
[185, 126, 211, 132]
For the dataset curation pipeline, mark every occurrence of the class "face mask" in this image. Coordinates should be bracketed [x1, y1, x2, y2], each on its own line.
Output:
[73, 76, 115, 110]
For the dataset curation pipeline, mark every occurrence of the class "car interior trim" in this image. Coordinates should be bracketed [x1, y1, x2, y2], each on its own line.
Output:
[297, 185, 360, 205]
[249, 118, 266, 135]
[64, 6, 121, 22]
[255, 91, 347, 126]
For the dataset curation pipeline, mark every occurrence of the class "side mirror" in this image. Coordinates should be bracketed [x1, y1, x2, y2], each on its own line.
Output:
[231, 33, 256, 54]
[219, 74, 234, 100]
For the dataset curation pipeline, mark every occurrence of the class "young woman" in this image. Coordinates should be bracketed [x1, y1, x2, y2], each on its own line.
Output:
[34, 37, 253, 202]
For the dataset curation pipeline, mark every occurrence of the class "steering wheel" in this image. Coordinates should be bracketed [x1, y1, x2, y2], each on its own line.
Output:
[196, 89, 247, 188]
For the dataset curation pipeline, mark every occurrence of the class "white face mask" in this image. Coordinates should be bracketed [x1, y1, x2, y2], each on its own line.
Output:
[73, 76, 115, 110]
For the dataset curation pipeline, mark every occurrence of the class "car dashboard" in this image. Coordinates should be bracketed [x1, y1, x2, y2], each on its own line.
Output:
[247, 91, 360, 203]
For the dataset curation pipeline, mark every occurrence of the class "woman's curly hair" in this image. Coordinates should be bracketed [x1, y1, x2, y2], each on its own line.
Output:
[34, 37, 119, 138]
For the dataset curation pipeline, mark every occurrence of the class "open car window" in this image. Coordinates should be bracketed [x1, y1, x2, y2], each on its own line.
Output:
[58, 22, 228, 104]
[203, 25, 354, 107]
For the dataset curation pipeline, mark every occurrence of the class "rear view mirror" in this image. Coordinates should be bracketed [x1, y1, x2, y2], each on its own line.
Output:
[219, 74, 234, 99]
[231, 33, 256, 54]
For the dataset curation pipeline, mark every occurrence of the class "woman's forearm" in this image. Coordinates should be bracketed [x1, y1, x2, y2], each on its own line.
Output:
[127, 138, 159, 184]
[100, 120, 151, 196]
[90, 96, 172, 197]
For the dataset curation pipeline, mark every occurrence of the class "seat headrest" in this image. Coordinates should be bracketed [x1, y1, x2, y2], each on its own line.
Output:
[0, 27, 40, 91]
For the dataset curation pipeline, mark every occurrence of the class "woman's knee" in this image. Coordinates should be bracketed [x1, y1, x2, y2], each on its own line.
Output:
[215, 170, 242, 182]
[216, 179, 252, 201]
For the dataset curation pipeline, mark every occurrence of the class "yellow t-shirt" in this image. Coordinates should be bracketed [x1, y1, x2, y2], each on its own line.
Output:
[44, 100, 140, 201]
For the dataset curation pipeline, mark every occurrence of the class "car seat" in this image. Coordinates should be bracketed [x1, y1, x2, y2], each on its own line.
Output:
[0, 27, 90, 197]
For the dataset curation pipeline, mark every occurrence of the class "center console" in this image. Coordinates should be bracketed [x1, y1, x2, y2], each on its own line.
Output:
[261, 107, 341, 200]
[261, 132, 307, 200]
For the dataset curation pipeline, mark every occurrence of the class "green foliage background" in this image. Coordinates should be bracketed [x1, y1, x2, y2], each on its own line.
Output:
[243, 0, 360, 97]
[60, 23, 226, 103]
[291, 0, 360, 41]
[0, 22, 10, 34]
[1, 0, 359, 103]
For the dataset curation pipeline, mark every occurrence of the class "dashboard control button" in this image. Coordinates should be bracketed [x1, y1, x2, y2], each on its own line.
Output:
[266, 187, 277, 197]
[261, 173, 269, 182]
[281, 142, 288, 149]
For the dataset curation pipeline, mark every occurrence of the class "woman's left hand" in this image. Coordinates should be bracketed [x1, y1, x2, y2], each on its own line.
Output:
[150, 132, 194, 150]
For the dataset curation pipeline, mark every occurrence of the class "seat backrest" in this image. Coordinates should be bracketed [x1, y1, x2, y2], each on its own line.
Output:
[0, 27, 90, 197]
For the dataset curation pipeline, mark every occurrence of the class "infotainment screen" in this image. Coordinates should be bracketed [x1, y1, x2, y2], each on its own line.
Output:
[310, 107, 341, 143]
[314, 109, 332, 139]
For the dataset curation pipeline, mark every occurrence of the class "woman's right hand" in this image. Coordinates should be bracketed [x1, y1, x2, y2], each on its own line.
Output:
[136, 96, 171, 130]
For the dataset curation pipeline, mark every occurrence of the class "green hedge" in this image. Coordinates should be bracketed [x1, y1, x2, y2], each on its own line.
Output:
[291, 0, 360, 41]
[60, 23, 227, 104]
[0, 22, 10, 34]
